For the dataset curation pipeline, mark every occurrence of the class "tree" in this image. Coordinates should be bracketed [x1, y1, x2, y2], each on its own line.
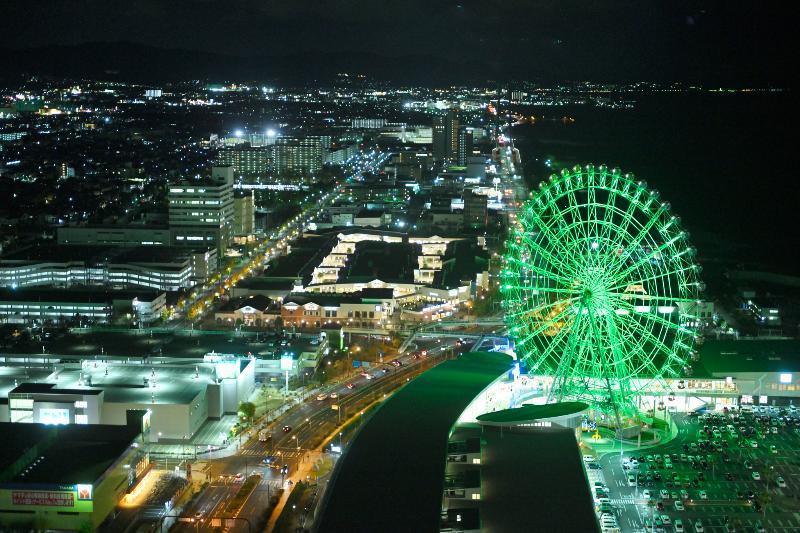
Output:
[756, 490, 773, 518]
[238, 401, 256, 425]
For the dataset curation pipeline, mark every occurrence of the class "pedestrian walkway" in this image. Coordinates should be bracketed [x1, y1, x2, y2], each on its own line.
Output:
[265, 450, 325, 531]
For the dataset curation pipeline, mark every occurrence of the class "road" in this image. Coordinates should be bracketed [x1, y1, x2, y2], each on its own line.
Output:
[170, 150, 391, 327]
[174, 336, 464, 532]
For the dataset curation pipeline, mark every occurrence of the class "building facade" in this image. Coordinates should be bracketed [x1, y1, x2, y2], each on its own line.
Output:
[169, 166, 235, 254]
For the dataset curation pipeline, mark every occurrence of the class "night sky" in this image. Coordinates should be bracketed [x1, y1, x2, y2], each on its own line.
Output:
[1, 0, 793, 83]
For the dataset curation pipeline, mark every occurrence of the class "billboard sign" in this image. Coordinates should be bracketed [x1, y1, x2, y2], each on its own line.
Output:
[12, 491, 74, 507]
[280, 355, 293, 371]
[76, 484, 92, 501]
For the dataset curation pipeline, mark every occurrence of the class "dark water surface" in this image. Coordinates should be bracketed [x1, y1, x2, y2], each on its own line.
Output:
[512, 92, 797, 273]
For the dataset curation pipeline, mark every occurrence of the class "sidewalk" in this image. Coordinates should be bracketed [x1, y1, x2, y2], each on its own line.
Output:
[265, 450, 326, 531]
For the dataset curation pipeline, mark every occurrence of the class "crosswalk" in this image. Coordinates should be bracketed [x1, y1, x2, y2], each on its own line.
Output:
[238, 448, 304, 459]
[609, 497, 636, 506]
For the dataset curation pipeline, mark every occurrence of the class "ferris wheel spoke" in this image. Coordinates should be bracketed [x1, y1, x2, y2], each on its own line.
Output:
[504, 250, 573, 282]
[611, 230, 688, 284]
[518, 232, 580, 277]
[605, 292, 698, 304]
[550, 302, 592, 401]
[564, 179, 592, 245]
[504, 295, 578, 322]
[537, 211, 587, 270]
[515, 305, 575, 348]
[598, 183, 622, 249]
[604, 185, 646, 255]
[610, 264, 698, 294]
[615, 318, 672, 390]
[619, 311, 683, 365]
[531, 318, 574, 374]
[611, 203, 670, 277]
[613, 298, 690, 336]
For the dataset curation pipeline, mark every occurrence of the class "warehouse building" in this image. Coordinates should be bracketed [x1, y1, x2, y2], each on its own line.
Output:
[0, 418, 147, 531]
[0, 357, 255, 443]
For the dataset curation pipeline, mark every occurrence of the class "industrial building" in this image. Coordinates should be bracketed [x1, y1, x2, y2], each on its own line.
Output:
[0, 357, 255, 443]
[0, 418, 147, 531]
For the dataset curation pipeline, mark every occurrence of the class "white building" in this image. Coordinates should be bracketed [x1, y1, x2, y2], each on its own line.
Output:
[169, 166, 235, 254]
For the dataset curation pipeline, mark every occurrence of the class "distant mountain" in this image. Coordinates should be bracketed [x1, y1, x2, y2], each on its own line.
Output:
[1, 42, 501, 85]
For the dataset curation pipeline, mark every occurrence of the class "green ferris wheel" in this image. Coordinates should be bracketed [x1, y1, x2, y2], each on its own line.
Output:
[501, 164, 703, 426]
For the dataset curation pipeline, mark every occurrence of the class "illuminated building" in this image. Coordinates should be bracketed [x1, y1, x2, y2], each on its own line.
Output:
[233, 190, 255, 236]
[0, 419, 147, 531]
[217, 145, 271, 180]
[0, 359, 255, 442]
[168, 166, 235, 254]
[272, 137, 326, 178]
[457, 126, 474, 166]
[432, 110, 460, 163]
[0, 288, 165, 325]
[0, 245, 215, 291]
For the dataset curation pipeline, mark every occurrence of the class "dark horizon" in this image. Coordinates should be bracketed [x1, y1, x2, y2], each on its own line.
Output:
[1, 1, 795, 85]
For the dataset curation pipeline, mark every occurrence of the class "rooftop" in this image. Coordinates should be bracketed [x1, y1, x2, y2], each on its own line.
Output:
[217, 294, 277, 313]
[341, 241, 416, 283]
[0, 422, 140, 485]
[316, 351, 512, 532]
[0, 287, 164, 304]
[0, 244, 201, 266]
[692, 338, 800, 376]
[479, 427, 599, 533]
[476, 401, 589, 425]
[7, 363, 216, 405]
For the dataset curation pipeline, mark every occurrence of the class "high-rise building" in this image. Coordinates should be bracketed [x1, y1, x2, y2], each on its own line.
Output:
[432, 110, 460, 164]
[217, 146, 271, 180]
[233, 190, 255, 236]
[463, 192, 488, 228]
[457, 127, 473, 166]
[272, 137, 325, 178]
[168, 166, 235, 254]
[432, 116, 447, 162]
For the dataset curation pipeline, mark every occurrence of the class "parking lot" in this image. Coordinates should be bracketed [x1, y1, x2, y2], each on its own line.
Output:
[586, 405, 800, 532]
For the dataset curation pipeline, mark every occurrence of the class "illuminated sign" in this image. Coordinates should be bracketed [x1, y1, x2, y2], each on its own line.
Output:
[759, 395, 768, 404]
[12, 491, 74, 507]
[780, 373, 792, 384]
[76, 484, 93, 501]
[280, 355, 293, 371]
[39, 408, 70, 425]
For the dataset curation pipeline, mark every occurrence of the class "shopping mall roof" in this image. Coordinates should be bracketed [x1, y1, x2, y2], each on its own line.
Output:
[5, 363, 216, 405]
[0, 422, 140, 485]
[0, 287, 164, 304]
[0, 244, 198, 266]
[476, 401, 589, 425]
[316, 351, 512, 533]
[479, 427, 599, 533]
[692, 338, 800, 377]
